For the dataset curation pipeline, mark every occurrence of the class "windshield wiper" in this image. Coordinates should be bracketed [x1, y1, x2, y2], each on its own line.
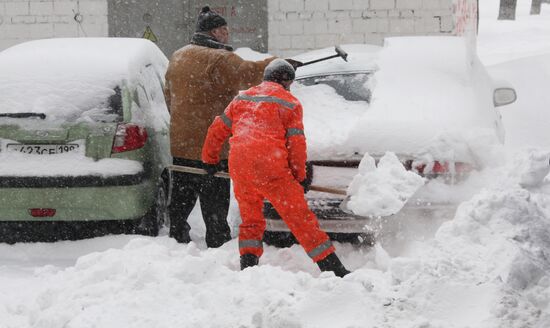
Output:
[0, 113, 46, 119]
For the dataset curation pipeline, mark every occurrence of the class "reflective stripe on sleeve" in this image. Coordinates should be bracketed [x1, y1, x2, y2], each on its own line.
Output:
[239, 239, 263, 249]
[236, 94, 296, 110]
[219, 113, 232, 129]
[286, 128, 304, 138]
[307, 240, 333, 259]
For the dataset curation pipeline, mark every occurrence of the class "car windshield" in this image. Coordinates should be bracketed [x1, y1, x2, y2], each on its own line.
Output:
[295, 73, 371, 102]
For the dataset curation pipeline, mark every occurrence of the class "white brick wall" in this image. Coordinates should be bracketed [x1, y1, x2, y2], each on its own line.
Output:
[268, 0, 456, 56]
[0, 0, 108, 51]
[0, 0, 468, 57]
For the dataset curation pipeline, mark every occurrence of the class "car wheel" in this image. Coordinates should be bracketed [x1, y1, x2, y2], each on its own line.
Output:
[263, 230, 297, 248]
[135, 178, 169, 236]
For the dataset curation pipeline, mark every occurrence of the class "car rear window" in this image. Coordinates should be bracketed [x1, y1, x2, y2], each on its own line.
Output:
[0, 82, 123, 125]
[295, 73, 371, 102]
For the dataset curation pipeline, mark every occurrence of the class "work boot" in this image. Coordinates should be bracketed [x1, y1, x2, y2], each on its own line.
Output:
[316, 253, 351, 278]
[240, 254, 259, 270]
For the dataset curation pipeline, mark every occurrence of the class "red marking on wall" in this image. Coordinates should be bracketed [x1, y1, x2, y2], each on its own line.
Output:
[204, 6, 238, 17]
[453, 0, 478, 35]
[196, 6, 255, 34]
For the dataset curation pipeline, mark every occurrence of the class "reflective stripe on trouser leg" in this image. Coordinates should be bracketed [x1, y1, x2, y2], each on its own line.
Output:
[261, 174, 335, 262]
[286, 128, 304, 138]
[233, 178, 266, 257]
[307, 240, 335, 261]
[238, 238, 263, 257]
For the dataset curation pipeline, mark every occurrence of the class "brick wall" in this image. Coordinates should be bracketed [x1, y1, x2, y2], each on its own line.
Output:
[0, 0, 108, 51]
[0, 0, 467, 56]
[268, 0, 455, 57]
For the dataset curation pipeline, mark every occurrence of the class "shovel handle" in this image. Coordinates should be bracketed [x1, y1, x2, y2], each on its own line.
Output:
[168, 165, 347, 196]
[308, 185, 347, 196]
[168, 165, 230, 179]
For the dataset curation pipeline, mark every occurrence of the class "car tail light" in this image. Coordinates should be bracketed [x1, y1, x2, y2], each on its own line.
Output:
[29, 208, 56, 217]
[111, 123, 148, 153]
[412, 161, 474, 178]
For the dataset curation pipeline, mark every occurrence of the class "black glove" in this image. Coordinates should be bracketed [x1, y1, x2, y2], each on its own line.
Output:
[300, 162, 314, 193]
[285, 58, 304, 70]
[203, 163, 218, 176]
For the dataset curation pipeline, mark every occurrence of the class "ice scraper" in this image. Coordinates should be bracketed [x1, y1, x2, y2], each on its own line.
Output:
[291, 46, 348, 68]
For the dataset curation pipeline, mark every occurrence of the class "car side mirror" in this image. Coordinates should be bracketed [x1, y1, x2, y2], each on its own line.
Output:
[494, 88, 517, 107]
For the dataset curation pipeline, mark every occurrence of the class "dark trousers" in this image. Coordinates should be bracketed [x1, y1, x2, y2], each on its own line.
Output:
[168, 158, 231, 248]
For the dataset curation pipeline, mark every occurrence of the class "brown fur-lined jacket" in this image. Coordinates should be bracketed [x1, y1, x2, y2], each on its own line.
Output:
[164, 33, 275, 160]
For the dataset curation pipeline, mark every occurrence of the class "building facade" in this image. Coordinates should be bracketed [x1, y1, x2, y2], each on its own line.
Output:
[0, 0, 478, 56]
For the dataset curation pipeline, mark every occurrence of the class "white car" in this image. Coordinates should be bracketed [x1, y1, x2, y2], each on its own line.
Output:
[263, 37, 517, 246]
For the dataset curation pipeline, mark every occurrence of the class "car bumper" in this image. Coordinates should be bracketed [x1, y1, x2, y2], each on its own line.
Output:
[264, 199, 457, 234]
[0, 172, 154, 222]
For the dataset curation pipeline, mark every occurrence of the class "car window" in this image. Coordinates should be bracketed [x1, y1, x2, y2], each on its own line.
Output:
[130, 65, 170, 129]
[142, 65, 166, 108]
[295, 73, 371, 102]
[74, 86, 124, 123]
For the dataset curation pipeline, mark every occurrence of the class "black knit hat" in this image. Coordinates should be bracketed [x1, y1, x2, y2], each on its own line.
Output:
[196, 6, 227, 32]
[263, 59, 296, 83]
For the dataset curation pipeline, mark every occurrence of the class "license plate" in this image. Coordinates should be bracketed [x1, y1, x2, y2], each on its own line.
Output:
[7, 144, 80, 155]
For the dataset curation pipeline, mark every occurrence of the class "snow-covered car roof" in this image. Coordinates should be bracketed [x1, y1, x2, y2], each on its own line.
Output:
[292, 44, 380, 78]
[0, 38, 168, 125]
[0, 38, 167, 81]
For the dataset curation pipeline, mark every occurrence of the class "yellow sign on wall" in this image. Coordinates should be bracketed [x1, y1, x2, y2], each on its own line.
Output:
[142, 26, 158, 43]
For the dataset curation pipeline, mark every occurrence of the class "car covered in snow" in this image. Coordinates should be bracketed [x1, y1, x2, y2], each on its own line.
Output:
[0, 38, 171, 241]
[263, 37, 517, 246]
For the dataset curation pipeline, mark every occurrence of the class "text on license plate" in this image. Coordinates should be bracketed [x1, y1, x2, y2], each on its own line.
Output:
[7, 144, 80, 155]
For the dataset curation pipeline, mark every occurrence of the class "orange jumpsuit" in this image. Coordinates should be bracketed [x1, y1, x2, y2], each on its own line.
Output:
[202, 81, 335, 262]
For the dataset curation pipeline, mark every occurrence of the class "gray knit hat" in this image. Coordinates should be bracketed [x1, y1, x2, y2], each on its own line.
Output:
[263, 59, 296, 83]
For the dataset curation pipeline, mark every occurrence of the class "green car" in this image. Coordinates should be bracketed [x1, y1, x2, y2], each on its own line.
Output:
[0, 38, 171, 240]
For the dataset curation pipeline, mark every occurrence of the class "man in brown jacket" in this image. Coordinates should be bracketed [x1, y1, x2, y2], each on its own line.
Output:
[164, 6, 276, 247]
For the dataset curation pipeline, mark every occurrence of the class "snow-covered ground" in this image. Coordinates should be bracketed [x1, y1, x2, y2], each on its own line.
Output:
[2, 1, 550, 327]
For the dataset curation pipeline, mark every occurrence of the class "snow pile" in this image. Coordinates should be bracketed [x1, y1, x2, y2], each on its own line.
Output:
[373, 149, 550, 327]
[0, 238, 383, 328]
[347, 152, 425, 217]
[346, 36, 502, 163]
[0, 150, 549, 327]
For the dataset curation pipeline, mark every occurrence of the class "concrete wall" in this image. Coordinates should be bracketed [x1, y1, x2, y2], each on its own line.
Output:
[0, 0, 108, 50]
[0, 0, 471, 57]
[268, 0, 456, 57]
[108, 0, 268, 57]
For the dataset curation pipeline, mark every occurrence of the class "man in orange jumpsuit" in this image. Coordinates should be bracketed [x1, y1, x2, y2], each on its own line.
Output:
[202, 59, 350, 277]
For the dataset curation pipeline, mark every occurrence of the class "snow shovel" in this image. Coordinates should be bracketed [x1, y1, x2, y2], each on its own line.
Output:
[168, 165, 347, 196]
[294, 46, 348, 68]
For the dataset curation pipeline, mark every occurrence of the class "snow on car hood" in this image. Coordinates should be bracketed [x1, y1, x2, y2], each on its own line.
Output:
[295, 37, 503, 165]
[0, 38, 168, 126]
